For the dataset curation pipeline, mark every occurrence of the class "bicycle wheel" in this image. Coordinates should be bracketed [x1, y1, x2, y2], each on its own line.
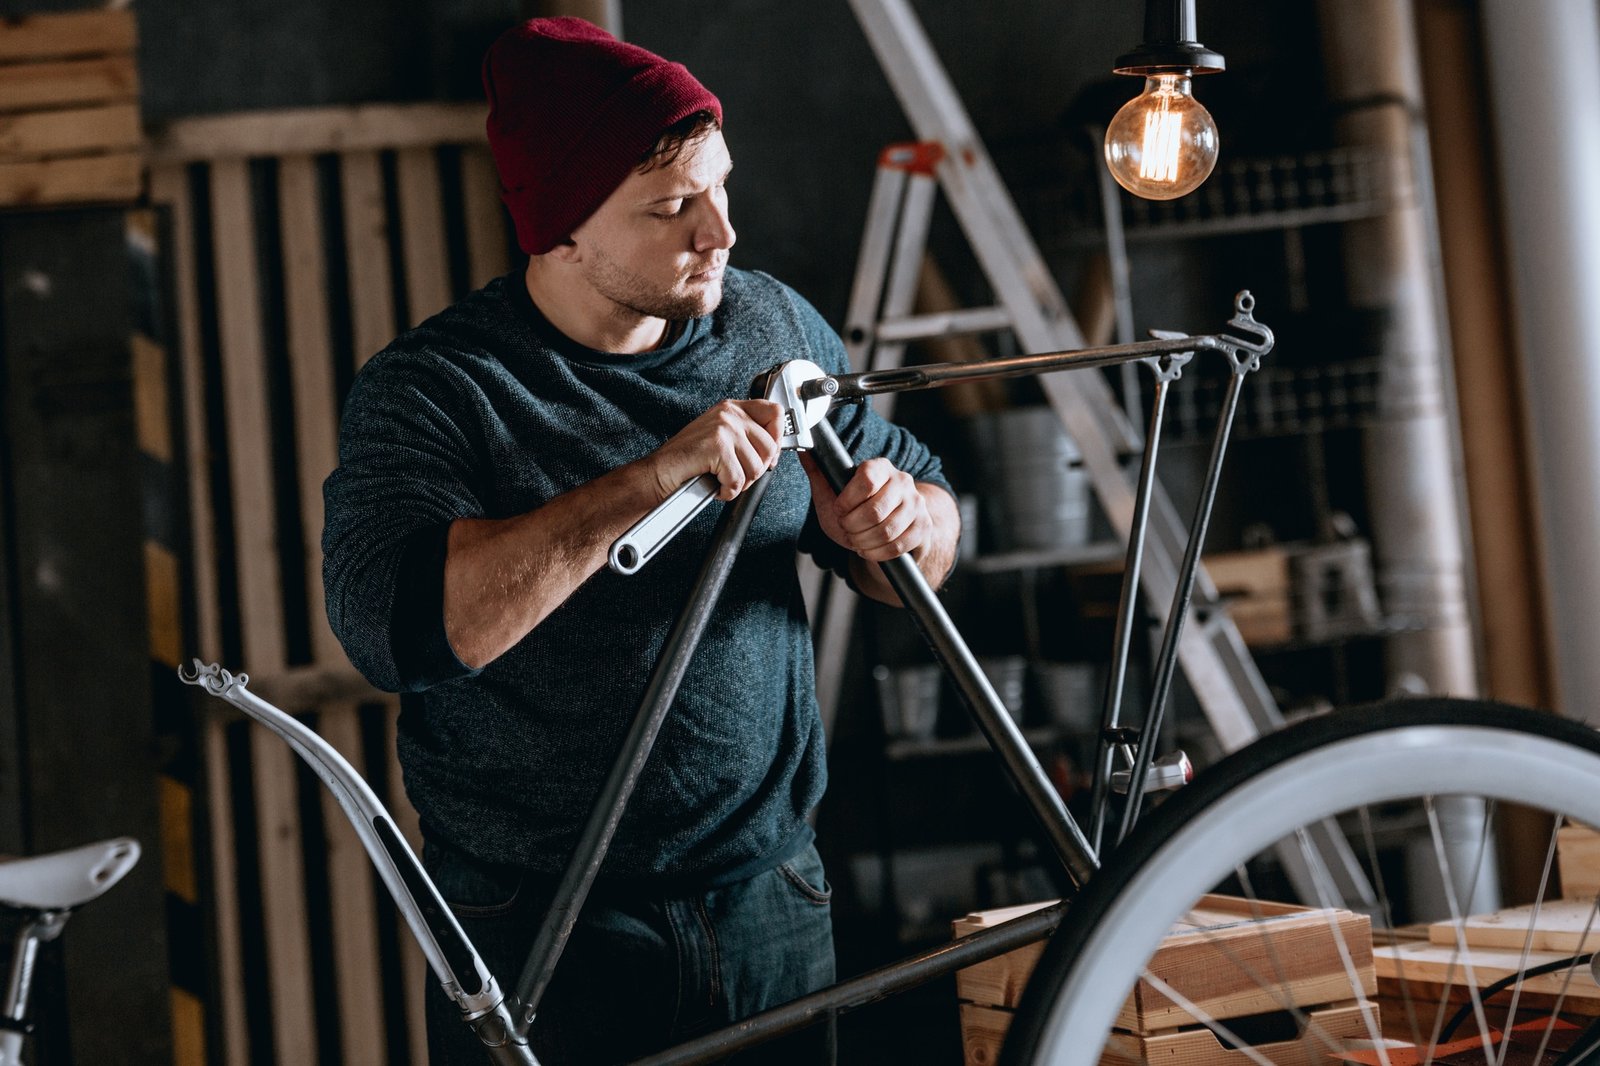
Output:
[1002, 698, 1600, 1066]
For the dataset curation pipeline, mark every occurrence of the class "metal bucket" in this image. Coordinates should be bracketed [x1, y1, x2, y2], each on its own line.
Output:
[968, 407, 1091, 551]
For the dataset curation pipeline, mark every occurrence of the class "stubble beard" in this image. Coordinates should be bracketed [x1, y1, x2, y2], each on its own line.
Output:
[586, 251, 725, 323]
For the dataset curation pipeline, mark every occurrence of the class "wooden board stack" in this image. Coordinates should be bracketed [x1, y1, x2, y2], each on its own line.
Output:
[1369, 820, 1600, 1041]
[954, 894, 1378, 1066]
[0, 9, 142, 207]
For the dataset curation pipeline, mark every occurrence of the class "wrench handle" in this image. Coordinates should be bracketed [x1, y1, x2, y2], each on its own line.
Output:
[609, 474, 721, 574]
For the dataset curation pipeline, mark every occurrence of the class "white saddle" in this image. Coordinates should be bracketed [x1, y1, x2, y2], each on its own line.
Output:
[0, 838, 140, 911]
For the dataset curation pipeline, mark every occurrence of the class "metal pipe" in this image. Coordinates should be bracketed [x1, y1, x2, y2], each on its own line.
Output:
[630, 902, 1067, 1065]
[1315, 0, 1479, 699]
[809, 333, 1230, 403]
[807, 418, 1098, 887]
[1316, 0, 1492, 915]
[1117, 367, 1247, 844]
[513, 476, 773, 1030]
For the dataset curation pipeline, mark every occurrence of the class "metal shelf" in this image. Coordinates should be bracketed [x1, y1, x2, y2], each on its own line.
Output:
[1164, 356, 1385, 442]
[1026, 145, 1410, 249]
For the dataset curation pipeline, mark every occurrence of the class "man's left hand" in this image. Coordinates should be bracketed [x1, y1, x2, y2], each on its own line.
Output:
[800, 454, 959, 602]
[801, 455, 930, 560]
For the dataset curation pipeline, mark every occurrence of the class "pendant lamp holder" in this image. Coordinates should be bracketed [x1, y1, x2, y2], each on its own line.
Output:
[1114, 0, 1225, 75]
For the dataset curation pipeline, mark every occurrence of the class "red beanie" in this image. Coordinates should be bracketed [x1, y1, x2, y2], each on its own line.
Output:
[482, 17, 723, 255]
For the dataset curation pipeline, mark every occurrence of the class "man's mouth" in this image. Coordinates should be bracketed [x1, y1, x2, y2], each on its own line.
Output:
[689, 260, 726, 282]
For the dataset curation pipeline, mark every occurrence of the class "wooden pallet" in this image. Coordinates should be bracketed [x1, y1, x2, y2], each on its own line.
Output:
[0, 10, 142, 206]
[145, 103, 513, 1066]
[954, 894, 1377, 1065]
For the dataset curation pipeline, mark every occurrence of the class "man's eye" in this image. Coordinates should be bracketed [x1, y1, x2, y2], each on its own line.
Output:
[652, 201, 685, 219]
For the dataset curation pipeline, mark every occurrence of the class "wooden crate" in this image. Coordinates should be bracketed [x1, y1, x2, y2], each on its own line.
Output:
[954, 894, 1378, 1065]
[1205, 548, 1292, 646]
[0, 10, 142, 207]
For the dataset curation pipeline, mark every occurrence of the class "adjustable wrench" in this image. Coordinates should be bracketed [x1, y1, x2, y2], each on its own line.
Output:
[607, 360, 834, 574]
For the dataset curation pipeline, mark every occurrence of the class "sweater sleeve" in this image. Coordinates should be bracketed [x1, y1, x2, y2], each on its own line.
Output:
[778, 284, 954, 578]
[322, 351, 485, 693]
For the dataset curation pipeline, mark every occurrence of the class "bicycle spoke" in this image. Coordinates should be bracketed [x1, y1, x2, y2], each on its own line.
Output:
[1426, 795, 1497, 1063]
[1496, 813, 1562, 1066]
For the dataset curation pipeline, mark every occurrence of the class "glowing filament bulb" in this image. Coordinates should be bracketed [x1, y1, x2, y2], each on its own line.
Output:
[1105, 73, 1219, 200]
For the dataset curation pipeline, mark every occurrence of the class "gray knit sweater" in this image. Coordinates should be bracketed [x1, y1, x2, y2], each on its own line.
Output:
[322, 268, 947, 886]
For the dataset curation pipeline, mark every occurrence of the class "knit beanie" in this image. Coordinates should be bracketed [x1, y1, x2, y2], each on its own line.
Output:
[482, 17, 723, 255]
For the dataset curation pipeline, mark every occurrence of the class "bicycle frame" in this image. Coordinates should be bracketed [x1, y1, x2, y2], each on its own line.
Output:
[181, 291, 1272, 1064]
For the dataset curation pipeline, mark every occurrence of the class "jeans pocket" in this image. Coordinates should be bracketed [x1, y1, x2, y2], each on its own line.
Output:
[425, 839, 524, 919]
[776, 852, 833, 906]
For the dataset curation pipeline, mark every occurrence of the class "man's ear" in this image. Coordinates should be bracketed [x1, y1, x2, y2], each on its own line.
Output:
[545, 237, 581, 264]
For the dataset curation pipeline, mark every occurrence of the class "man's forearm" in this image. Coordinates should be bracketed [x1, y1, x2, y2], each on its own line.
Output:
[849, 482, 961, 607]
[442, 461, 663, 668]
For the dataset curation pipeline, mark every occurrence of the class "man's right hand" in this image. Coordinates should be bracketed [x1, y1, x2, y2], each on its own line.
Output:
[651, 399, 784, 501]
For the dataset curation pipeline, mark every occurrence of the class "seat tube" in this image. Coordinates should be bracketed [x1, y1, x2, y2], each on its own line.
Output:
[1, 915, 57, 1066]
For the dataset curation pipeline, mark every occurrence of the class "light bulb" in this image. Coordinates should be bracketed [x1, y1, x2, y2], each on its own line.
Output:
[1103, 73, 1219, 200]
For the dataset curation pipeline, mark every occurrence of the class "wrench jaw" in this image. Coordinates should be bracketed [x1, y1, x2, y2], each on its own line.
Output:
[608, 360, 835, 575]
[759, 358, 833, 451]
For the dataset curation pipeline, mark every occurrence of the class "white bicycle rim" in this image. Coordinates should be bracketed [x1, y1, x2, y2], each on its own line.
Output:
[1023, 717, 1600, 1065]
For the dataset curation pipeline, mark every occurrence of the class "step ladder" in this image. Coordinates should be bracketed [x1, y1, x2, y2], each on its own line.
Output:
[817, 0, 1374, 905]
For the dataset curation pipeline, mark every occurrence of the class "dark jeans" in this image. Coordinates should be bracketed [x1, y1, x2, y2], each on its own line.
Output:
[422, 838, 837, 1065]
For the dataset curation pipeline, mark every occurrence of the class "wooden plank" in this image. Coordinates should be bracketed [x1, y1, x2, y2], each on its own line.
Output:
[201, 716, 250, 1066]
[385, 699, 430, 1066]
[955, 895, 1373, 1032]
[1102, 1001, 1377, 1066]
[952, 900, 1054, 1010]
[460, 146, 510, 288]
[276, 153, 345, 666]
[208, 157, 287, 666]
[0, 54, 138, 112]
[0, 101, 140, 158]
[339, 149, 397, 367]
[132, 331, 173, 461]
[171, 986, 208, 1066]
[0, 151, 141, 206]
[395, 146, 451, 325]
[1427, 898, 1600, 954]
[1413, 0, 1553, 721]
[147, 163, 222, 661]
[145, 541, 184, 668]
[1375, 976, 1600, 1040]
[319, 704, 388, 1066]
[210, 157, 319, 1065]
[159, 773, 198, 904]
[958, 1002, 1010, 1066]
[0, 9, 137, 62]
[147, 103, 487, 163]
[1373, 940, 1600, 1006]
[1117, 901, 1373, 1034]
[248, 722, 320, 1065]
[1561, 823, 1600, 900]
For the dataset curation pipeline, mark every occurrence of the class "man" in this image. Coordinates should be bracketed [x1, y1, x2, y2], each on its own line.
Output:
[322, 16, 960, 1064]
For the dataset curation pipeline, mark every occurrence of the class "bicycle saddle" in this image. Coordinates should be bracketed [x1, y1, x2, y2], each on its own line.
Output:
[0, 838, 140, 911]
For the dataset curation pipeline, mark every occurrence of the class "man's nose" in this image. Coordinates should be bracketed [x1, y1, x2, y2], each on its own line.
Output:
[695, 194, 736, 253]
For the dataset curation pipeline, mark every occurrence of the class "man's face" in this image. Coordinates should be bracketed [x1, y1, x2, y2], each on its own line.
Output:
[569, 128, 736, 322]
